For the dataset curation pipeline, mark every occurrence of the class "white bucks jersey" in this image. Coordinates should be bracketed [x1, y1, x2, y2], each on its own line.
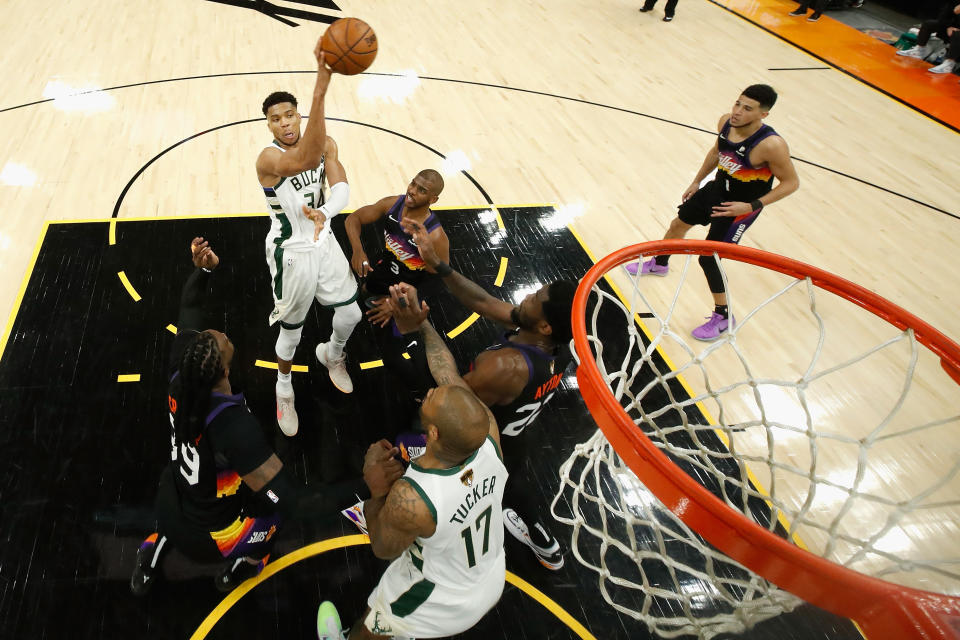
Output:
[262, 141, 326, 250]
[403, 437, 507, 589]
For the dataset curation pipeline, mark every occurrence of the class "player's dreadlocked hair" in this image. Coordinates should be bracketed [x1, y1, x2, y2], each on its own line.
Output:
[174, 332, 224, 444]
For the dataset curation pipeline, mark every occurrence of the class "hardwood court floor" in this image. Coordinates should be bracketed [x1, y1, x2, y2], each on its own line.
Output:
[0, 0, 958, 637]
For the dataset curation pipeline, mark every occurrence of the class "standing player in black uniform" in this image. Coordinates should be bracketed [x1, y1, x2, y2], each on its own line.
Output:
[627, 84, 800, 341]
[397, 220, 576, 570]
[130, 238, 302, 595]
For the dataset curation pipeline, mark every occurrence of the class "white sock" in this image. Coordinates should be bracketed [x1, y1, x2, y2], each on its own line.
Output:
[277, 371, 292, 392]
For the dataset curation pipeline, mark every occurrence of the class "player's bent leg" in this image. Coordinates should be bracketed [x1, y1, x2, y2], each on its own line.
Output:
[276, 324, 304, 435]
[625, 216, 694, 275]
[316, 300, 360, 393]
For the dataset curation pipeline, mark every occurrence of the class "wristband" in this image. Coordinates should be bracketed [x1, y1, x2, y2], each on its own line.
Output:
[750, 199, 764, 213]
[434, 261, 453, 277]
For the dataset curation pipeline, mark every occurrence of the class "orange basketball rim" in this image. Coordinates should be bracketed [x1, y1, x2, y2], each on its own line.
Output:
[571, 239, 960, 640]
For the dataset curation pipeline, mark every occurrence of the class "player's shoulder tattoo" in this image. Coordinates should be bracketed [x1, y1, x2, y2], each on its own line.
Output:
[384, 479, 427, 532]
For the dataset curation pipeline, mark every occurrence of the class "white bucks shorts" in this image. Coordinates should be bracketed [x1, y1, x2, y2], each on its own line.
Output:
[265, 234, 358, 327]
[365, 550, 505, 638]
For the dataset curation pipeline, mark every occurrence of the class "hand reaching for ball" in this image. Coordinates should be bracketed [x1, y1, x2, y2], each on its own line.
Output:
[319, 18, 378, 75]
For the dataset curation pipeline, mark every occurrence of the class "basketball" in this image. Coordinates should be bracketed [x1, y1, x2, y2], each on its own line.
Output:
[320, 18, 378, 76]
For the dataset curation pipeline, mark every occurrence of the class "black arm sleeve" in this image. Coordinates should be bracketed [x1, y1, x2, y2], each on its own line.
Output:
[208, 406, 274, 477]
[399, 330, 436, 400]
[168, 268, 213, 369]
[178, 268, 213, 333]
[252, 465, 303, 520]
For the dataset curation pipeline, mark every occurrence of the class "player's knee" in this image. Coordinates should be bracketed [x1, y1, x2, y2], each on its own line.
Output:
[334, 300, 362, 327]
[275, 326, 303, 361]
[669, 217, 691, 234]
[698, 254, 717, 271]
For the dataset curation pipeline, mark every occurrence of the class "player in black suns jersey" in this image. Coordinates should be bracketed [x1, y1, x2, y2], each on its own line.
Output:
[628, 84, 799, 342]
[130, 239, 303, 596]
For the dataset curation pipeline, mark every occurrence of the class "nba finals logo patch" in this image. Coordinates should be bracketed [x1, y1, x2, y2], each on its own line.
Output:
[460, 469, 474, 487]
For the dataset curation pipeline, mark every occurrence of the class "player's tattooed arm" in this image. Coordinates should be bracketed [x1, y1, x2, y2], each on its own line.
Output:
[367, 479, 436, 560]
[419, 318, 501, 448]
[419, 321, 469, 389]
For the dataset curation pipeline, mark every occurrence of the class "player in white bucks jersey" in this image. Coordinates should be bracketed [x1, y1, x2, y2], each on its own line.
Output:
[255, 41, 362, 437]
[318, 285, 507, 640]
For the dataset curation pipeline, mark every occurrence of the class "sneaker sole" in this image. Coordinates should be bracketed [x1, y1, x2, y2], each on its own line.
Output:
[625, 265, 669, 277]
[327, 375, 353, 394]
[317, 601, 343, 640]
[316, 344, 354, 394]
[537, 555, 565, 571]
[691, 329, 729, 342]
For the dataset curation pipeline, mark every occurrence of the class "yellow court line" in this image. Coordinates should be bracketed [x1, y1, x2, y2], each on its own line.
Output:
[566, 223, 807, 550]
[117, 271, 142, 302]
[190, 535, 595, 640]
[254, 359, 309, 373]
[166, 324, 177, 334]
[108, 218, 116, 245]
[446, 312, 480, 339]
[360, 359, 384, 370]
[505, 572, 598, 640]
[53, 213, 270, 225]
[58, 204, 561, 226]
[117, 374, 141, 383]
[0, 222, 49, 365]
[494, 256, 508, 287]
[493, 202, 556, 208]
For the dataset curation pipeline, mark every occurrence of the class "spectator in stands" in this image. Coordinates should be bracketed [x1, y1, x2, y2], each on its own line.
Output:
[789, 0, 828, 22]
[897, 2, 960, 74]
[639, 0, 679, 23]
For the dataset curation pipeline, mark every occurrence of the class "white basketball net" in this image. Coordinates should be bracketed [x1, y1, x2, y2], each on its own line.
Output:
[553, 251, 960, 639]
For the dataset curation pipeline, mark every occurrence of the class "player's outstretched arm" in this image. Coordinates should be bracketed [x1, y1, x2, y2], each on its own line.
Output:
[177, 237, 220, 333]
[256, 43, 333, 180]
[400, 218, 514, 326]
[388, 284, 501, 446]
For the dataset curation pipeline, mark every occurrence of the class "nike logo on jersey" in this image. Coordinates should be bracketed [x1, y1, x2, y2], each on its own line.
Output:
[406, 340, 418, 350]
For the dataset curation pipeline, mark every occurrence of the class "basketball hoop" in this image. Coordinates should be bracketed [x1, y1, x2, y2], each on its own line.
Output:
[557, 240, 960, 639]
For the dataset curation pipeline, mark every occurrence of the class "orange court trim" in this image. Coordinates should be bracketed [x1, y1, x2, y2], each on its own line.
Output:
[711, 0, 960, 132]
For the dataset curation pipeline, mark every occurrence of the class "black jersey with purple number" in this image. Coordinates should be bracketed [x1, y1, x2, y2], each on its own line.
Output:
[472, 331, 572, 438]
[716, 120, 778, 202]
